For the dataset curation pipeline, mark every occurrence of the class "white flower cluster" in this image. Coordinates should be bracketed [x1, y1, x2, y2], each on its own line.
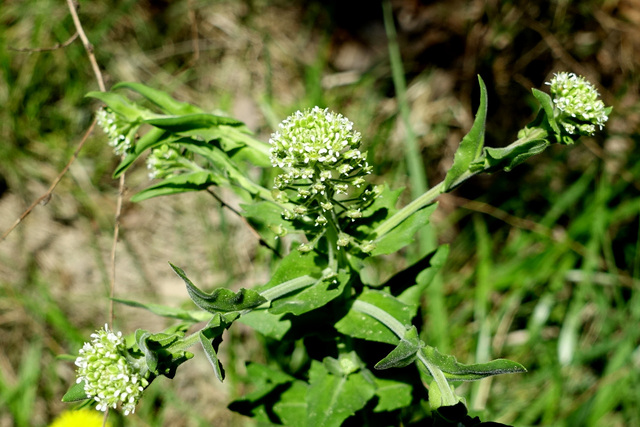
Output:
[547, 72, 609, 136]
[96, 108, 136, 155]
[75, 324, 149, 416]
[269, 107, 373, 226]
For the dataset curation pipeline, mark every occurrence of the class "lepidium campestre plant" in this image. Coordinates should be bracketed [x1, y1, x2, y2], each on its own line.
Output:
[63, 73, 610, 426]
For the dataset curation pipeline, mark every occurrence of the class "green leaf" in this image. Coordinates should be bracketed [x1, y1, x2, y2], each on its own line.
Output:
[444, 75, 488, 191]
[372, 378, 413, 413]
[258, 250, 325, 295]
[144, 113, 244, 132]
[112, 82, 203, 115]
[199, 331, 225, 382]
[532, 88, 561, 134]
[112, 298, 211, 322]
[236, 363, 293, 402]
[470, 138, 550, 173]
[269, 270, 349, 316]
[336, 289, 416, 345]
[370, 204, 437, 256]
[375, 326, 424, 370]
[306, 361, 376, 427]
[237, 309, 291, 340]
[171, 263, 267, 313]
[130, 171, 222, 202]
[396, 244, 449, 306]
[61, 381, 88, 402]
[86, 91, 155, 121]
[420, 345, 527, 381]
[273, 381, 308, 425]
[113, 127, 170, 178]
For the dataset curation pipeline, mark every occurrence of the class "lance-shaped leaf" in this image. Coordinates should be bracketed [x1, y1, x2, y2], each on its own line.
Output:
[62, 381, 88, 402]
[470, 139, 550, 173]
[375, 326, 424, 370]
[199, 331, 225, 382]
[419, 345, 526, 381]
[532, 88, 561, 135]
[171, 263, 267, 313]
[112, 82, 203, 115]
[444, 75, 488, 191]
[130, 171, 223, 202]
[86, 91, 155, 121]
[112, 298, 211, 322]
[144, 113, 244, 132]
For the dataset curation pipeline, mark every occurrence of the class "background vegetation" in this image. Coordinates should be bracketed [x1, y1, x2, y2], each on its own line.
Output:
[1, 0, 639, 425]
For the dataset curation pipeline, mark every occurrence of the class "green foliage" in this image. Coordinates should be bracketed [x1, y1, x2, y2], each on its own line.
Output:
[61, 74, 599, 425]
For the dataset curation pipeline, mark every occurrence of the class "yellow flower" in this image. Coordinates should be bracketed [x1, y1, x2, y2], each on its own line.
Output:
[49, 409, 111, 427]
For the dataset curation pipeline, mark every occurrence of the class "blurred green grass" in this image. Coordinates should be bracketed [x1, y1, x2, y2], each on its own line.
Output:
[1, 0, 639, 426]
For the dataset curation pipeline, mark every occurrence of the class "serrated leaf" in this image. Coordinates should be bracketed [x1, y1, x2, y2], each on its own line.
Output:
[375, 326, 424, 370]
[237, 309, 291, 340]
[444, 75, 488, 191]
[130, 171, 222, 202]
[171, 263, 267, 313]
[112, 82, 203, 115]
[112, 298, 211, 322]
[306, 361, 376, 427]
[336, 289, 416, 345]
[144, 113, 244, 132]
[269, 270, 349, 316]
[273, 381, 308, 425]
[373, 378, 413, 412]
[199, 331, 225, 382]
[238, 363, 294, 403]
[420, 345, 527, 381]
[370, 204, 437, 256]
[61, 381, 88, 402]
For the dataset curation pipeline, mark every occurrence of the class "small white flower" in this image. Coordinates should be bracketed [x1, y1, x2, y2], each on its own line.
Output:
[75, 324, 148, 416]
[546, 72, 610, 136]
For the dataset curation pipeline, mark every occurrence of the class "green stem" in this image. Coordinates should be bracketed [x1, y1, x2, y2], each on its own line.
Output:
[352, 300, 406, 337]
[373, 127, 549, 239]
[416, 351, 458, 406]
[353, 300, 459, 406]
[259, 275, 318, 301]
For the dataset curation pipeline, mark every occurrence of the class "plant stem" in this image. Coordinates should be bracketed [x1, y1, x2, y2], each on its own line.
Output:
[416, 351, 459, 406]
[353, 299, 459, 406]
[373, 127, 549, 239]
[259, 275, 318, 301]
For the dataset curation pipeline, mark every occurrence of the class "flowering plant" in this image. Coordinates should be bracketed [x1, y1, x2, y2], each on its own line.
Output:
[63, 74, 610, 425]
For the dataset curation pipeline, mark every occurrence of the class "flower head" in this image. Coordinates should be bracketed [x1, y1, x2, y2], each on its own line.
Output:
[96, 108, 138, 155]
[49, 409, 112, 427]
[268, 107, 377, 251]
[546, 72, 609, 136]
[75, 324, 149, 416]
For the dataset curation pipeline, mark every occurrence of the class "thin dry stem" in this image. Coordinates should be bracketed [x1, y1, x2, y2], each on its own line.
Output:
[66, 0, 106, 92]
[9, 32, 79, 52]
[1, 120, 96, 242]
[205, 188, 281, 258]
